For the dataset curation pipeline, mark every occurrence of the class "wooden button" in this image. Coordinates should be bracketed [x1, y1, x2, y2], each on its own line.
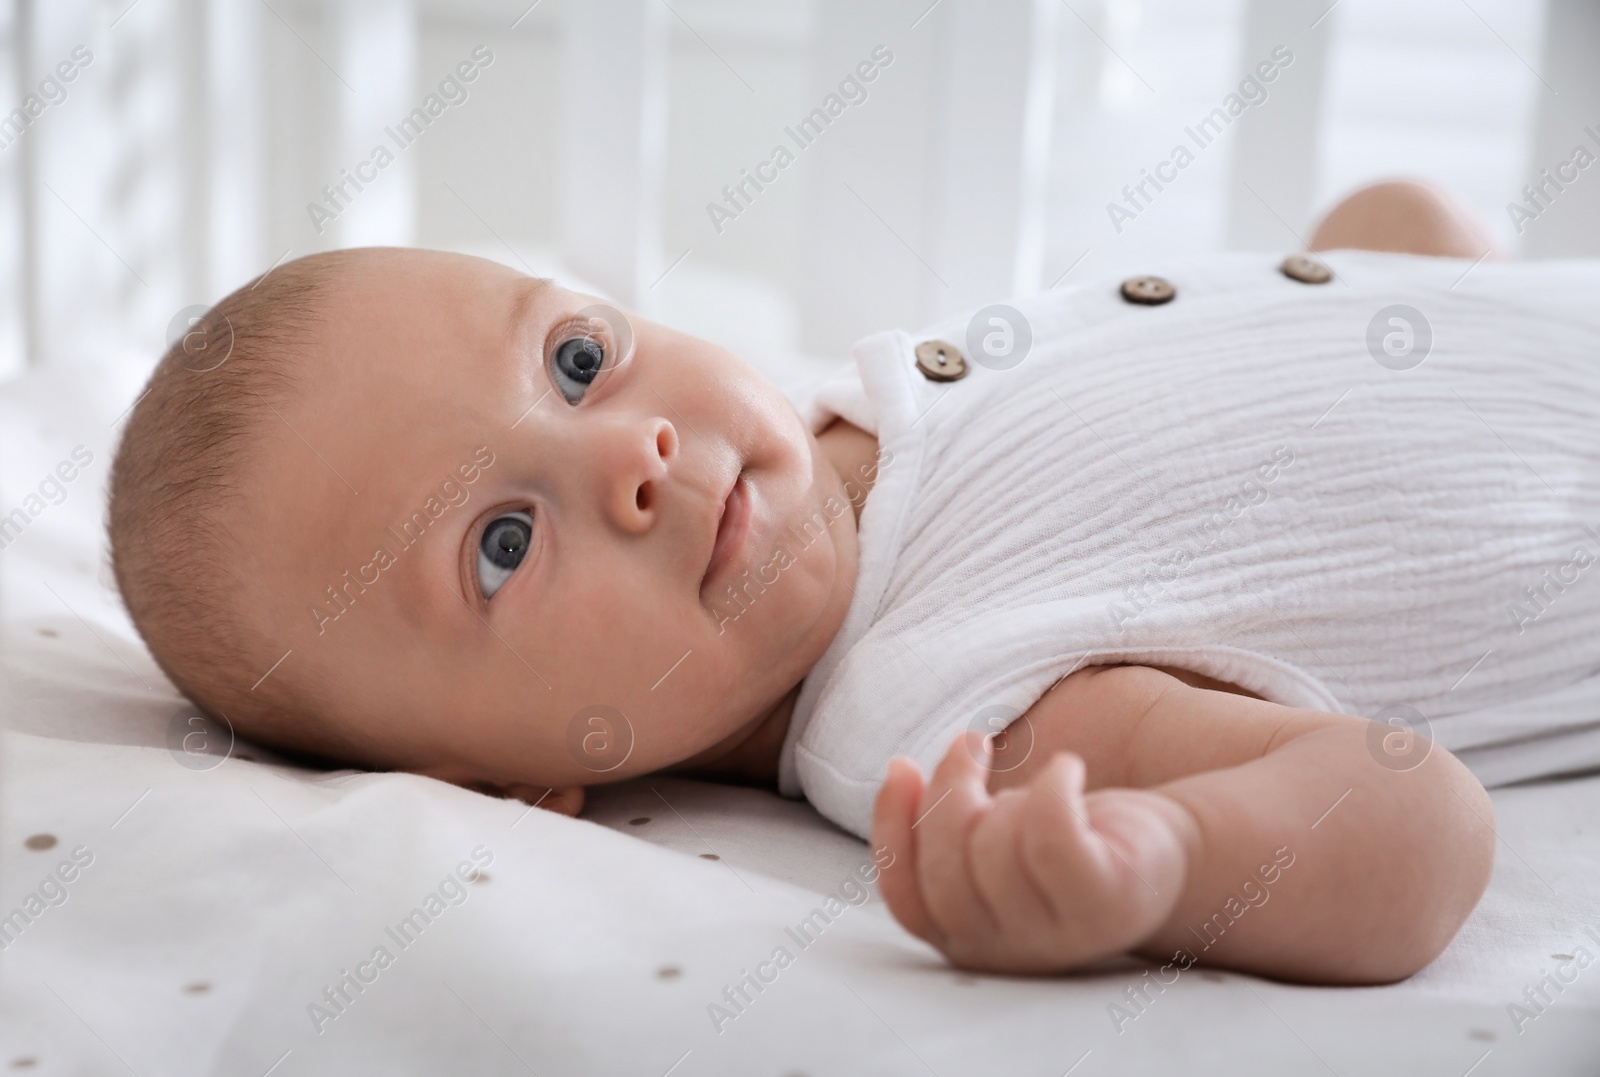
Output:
[914, 339, 967, 382]
[1281, 253, 1332, 284]
[1120, 276, 1175, 305]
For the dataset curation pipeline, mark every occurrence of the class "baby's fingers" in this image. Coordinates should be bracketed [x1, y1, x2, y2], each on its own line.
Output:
[1018, 753, 1111, 912]
[1019, 752, 1189, 952]
[916, 732, 1001, 944]
[871, 756, 945, 949]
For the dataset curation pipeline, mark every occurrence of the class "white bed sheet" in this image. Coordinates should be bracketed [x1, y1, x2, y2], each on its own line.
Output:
[3, 362, 1598, 1076]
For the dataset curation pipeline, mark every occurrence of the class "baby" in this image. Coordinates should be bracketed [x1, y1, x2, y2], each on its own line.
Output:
[110, 183, 1600, 984]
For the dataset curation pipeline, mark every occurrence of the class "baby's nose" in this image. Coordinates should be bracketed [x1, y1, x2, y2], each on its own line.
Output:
[602, 417, 678, 533]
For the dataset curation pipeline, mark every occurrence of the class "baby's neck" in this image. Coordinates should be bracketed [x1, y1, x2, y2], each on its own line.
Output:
[672, 684, 799, 788]
[674, 418, 879, 789]
[815, 417, 880, 521]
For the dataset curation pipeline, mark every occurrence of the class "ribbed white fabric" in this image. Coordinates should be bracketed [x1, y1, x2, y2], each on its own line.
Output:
[779, 250, 1600, 841]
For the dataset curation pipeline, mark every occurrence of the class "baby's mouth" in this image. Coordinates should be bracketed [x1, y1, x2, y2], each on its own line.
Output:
[702, 470, 752, 593]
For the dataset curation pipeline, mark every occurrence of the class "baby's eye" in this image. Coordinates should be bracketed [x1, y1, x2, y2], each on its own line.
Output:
[477, 511, 533, 599]
[550, 334, 605, 404]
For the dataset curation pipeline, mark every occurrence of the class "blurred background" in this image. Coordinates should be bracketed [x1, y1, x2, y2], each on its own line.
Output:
[1, 0, 1597, 390]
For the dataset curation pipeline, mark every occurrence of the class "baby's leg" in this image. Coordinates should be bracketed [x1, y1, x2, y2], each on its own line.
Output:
[1309, 180, 1495, 258]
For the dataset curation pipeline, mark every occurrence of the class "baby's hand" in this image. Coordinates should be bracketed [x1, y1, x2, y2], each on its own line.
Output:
[870, 732, 1194, 973]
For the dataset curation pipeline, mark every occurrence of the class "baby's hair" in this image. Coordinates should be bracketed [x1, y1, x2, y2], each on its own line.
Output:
[109, 250, 365, 765]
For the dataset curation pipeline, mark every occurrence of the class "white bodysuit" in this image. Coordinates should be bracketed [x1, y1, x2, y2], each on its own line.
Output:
[779, 250, 1600, 842]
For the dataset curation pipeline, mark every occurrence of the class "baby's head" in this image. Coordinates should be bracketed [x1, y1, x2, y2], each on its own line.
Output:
[109, 248, 859, 810]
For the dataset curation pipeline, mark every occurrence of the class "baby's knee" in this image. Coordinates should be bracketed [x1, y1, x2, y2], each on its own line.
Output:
[1310, 180, 1495, 259]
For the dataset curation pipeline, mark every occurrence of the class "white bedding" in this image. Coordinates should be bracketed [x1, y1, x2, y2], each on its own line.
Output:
[3, 361, 1598, 1076]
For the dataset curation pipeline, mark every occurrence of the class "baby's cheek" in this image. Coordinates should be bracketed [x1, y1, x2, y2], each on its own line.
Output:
[763, 521, 844, 632]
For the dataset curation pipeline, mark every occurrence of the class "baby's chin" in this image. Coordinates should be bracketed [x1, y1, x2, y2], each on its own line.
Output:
[756, 456, 860, 669]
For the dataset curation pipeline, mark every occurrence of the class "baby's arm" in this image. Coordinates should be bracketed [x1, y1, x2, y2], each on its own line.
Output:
[870, 665, 1496, 983]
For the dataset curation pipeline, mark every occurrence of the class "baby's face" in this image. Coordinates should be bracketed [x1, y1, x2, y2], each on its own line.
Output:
[239, 250, 857, 793]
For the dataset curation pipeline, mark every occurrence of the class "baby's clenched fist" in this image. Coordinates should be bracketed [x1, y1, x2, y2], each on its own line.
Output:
[870, 731, 1197, 974]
